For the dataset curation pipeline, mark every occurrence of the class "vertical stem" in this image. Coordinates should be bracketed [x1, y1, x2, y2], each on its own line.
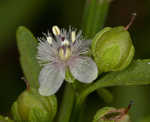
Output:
[97, 88, 113, 104]
[71, 101, 83, 122]
[82, 0, 110, 38]
[57, 83, 75, 122]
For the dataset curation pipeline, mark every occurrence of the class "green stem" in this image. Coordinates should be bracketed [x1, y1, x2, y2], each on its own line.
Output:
[97, 88, 113, 104]
[82, 0, 110, 38]
[57, 83, 75, 122]
[71, 100, 86, 122]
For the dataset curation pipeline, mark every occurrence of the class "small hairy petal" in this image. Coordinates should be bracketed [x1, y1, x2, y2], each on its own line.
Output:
[37, 40, 57, 63]
[69, 56, 98, 83]
[38, 63, 65, 96]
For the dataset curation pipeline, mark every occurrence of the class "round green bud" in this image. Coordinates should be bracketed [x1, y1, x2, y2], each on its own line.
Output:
[11, 89, 57, 122]
[92, 26, 135, 73]
[0, 115, 14, 122]
[93, 107, 131, 122]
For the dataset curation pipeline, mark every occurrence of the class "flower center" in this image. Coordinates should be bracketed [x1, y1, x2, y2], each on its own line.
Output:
[58, 46, 71, 61]
[51, 25, 77, 61]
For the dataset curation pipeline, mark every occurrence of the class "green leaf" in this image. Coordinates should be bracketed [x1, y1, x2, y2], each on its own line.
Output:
[17, 26, 40, 89]
[82, 0, 110, 38]
[76, 59, 150, 108]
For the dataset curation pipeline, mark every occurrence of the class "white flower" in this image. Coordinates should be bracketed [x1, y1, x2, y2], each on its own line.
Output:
[37, 25, 98, 96]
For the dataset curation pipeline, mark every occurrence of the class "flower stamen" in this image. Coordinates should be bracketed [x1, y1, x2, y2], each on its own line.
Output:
[71, 31, 76, 43]
[52, 25, 60, 36]
[58, 47, 71, 61]
[47, 36, 52, 44]
[62, 39, 69, 46]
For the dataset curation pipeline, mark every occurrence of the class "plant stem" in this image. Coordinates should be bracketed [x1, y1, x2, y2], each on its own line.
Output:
[57, 83, 75, 122]
[82, 0, 110, 38]
[97, 88, 113, 104]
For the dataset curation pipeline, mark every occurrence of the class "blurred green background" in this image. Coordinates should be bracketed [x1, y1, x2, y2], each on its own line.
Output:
[0, 0, 150, 121]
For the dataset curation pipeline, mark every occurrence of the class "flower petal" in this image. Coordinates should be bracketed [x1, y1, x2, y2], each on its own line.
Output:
[69, 56, 98, 83]
[38, 63, 65, 96]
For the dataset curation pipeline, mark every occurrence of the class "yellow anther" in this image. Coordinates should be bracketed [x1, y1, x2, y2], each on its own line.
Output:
[59, 47, 71, 61]
[52, 25, 60, 36]
[62, 39, 69, 46]
[71, 31, 76, 43]
[47, 36, 52, 44]
[65, 47, 71, 59]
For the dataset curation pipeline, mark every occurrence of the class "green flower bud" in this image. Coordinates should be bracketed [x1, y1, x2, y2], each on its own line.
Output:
[11, 89, 57, 122]
[92, 26, 135, 73]
[0, 115, 14, 122]
[93, 104, 132, 122]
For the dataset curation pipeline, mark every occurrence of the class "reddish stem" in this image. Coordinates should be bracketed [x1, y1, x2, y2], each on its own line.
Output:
[124, 101, 134, 114]
[21, 77, 30, 90]
[125, 13, 137, 30]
